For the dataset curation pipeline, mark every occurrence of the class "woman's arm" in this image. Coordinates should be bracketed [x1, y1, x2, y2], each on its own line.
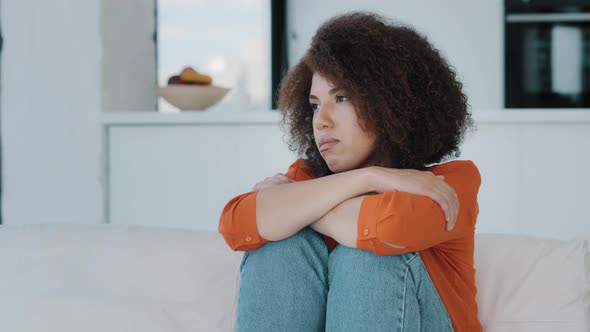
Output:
[311, 161, 480, 255]
[220, 159, 371, 251]
[309, 194, 417, 250]
[255, 159, 461, 242]
[219, 159, 461, 251]
[309, 195, 365, 248]
[256, 168, 372, 241]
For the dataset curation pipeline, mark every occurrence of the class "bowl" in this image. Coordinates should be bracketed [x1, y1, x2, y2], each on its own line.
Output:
[155, 85, 230, 110]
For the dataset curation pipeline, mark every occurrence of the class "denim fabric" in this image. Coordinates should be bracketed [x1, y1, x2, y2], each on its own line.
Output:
[236, 227, 454, 332]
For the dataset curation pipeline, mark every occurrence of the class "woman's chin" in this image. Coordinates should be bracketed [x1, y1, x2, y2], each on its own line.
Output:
[324, 157, 353, 174]
[323, 156, 339, 173]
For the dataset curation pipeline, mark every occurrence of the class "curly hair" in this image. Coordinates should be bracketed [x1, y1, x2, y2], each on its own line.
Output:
[277, 11, 474, 178]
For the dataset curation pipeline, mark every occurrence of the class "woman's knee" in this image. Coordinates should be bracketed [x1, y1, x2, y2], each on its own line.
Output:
[237, 228, 329, 331]
[252, 227, 325, 254]
[328, 245, 419, 280]
[326, 247, 423, 330]
[241, 227, 328, 272]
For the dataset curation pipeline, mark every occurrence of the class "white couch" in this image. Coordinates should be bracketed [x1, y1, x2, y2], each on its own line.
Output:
[0, 224, 588, 332]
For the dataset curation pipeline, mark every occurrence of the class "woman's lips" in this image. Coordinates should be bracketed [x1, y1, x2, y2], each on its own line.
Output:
[319, 140, 339, 152]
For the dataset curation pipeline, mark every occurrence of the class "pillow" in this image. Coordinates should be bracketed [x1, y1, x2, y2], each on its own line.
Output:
[474, 233, 590, 332]
[0, 224, 242, 332]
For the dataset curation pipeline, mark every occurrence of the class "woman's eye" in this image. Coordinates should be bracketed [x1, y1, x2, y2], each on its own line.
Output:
[336, 95, 349, 103]
[310, 103, 319, 111]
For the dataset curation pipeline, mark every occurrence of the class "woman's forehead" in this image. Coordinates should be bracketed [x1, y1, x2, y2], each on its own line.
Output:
[312, 72, 332, 85]
[311, 72, 344, 91]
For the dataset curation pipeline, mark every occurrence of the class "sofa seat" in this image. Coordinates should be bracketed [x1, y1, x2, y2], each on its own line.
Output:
[0, 224, 588, 331]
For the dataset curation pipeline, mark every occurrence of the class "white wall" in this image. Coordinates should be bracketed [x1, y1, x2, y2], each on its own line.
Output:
[1, 0, 103, 224]
[1, 0, 588, 245]
[101, 0, 157, 111]
[287, 0, 504, 111]
[1, 0, 155, 225]
[460, 118, 590, 242]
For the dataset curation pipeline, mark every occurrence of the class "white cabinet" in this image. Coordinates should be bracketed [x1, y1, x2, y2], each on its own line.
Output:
[106, 112, 296, 231]
[103, 110, 590, 243]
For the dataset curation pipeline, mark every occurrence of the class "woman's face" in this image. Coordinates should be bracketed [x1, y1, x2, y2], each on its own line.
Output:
[310, 72, 377, 173]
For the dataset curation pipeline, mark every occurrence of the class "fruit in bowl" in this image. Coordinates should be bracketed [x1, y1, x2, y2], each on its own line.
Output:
[156, 67, 230, 110]
[167, 67, 214, 85]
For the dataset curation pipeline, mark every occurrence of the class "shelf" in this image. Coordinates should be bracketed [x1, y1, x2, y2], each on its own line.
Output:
[102, 110, 281, 126]
[475, 109, 590, 123]
[101, 109, 590, 126]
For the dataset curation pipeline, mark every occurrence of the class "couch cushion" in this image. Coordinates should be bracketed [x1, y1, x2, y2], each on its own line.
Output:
[474, 233, 590, 332]
[0, 224, 242, 332]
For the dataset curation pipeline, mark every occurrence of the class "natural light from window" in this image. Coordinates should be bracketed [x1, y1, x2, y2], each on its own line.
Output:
[157, 0, 271, 112]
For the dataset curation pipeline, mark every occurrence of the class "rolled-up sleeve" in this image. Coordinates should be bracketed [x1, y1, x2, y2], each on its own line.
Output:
[218, 192, 269, 251]
[218, 159, 313, 251]
[356, 161, 481, 256]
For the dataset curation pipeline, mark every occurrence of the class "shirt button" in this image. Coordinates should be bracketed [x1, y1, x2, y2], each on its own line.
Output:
[245, 235, 252, 242]
[363, 228, 369, 236]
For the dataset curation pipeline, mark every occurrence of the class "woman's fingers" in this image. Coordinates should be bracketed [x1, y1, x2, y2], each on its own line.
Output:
[429, 178, 459, 231]
[378, 167, 460, 232]
[436, 179, 459, 231]
[270, 173, 292, 183]
[251, 173, 292, 192]
[430, 186, 453, 226]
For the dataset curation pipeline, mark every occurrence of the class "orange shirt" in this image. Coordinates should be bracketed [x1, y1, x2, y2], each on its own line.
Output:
[219, 159, 482, 332]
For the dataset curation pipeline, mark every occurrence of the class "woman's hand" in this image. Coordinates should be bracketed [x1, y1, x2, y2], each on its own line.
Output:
[367, 167, 459, 230]
[251, 173, 294, 192]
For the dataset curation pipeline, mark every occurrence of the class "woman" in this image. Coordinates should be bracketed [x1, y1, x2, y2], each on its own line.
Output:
[219, 11, 482, 331]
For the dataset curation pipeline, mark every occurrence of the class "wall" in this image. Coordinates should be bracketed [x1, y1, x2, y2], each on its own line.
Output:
[101, 0, 157, 111]
[287, 0, 504, 111]
[2, 0, 588, 245]
[1, 0, 103, 224]
[0, 0, 4, 224]
[460, 117, 590, 242]
[1, 0, 156, 225]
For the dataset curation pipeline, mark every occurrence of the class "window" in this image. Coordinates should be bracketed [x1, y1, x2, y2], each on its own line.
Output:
[157, 0, 272, 112]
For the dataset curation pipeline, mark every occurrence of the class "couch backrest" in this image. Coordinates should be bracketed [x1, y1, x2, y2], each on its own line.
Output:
[474, 233, 590, 332]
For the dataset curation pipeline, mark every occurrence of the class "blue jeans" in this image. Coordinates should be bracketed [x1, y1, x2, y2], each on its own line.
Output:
[236, 227, 454, 331]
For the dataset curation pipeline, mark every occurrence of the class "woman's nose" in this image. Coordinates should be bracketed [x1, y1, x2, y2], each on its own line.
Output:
[314, 104, 334, 129]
